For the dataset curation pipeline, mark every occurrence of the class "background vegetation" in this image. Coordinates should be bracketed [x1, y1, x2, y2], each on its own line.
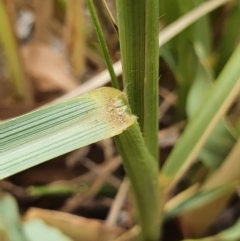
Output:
[1, 0, 240, 241]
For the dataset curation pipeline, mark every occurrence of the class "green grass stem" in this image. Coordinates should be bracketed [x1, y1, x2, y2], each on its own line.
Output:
[86, 0, 119, 89]
[115, 1, 160, 240]
[116, 0, 146, 130]
[115, 122, 160, 241]
[144, 0, 159, 161]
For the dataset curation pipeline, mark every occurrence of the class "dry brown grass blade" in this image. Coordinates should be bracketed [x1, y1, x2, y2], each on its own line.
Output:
[22, 44, 78, 92]
[60, 156, 122, 213]
[106, 178, 129, 226]
[47, 60, 122, 105]
[113, 226, 140, 241]
[159, 89, 177, 119]
[158, 121, 186, 148]
[179, 192, 233, 238]
[64, 0, 85, 80]
[32, 0, 53, 44]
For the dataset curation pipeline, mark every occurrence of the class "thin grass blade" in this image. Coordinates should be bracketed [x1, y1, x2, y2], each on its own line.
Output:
[162, 43, 240, 188]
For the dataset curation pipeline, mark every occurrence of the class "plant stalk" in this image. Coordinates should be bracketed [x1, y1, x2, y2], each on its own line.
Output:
[144, 0, 160, 161]
[115, 122, 160, 241]
[116, 1, 161, 240]
[116, 0, 146, 129]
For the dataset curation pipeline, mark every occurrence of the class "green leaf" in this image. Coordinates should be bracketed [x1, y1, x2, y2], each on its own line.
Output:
[199, 121, 236, 169]
[27, 185, 76, 197]
[164, 182, 236, 221]
[23, 219, 74, 241]
[0, 87, 135, 179]
[162, 42, 240, 187]
[162, 0, 211, 117]
[0, 192, 30, 241]
[215, 1, 240, 76]
[186, 60, 212, 117]
[186, 42, 236, 170]
[27, 183, 88, 197]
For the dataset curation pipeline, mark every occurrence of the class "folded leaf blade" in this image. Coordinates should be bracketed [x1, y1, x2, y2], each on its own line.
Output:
[0, 87, 135, 179]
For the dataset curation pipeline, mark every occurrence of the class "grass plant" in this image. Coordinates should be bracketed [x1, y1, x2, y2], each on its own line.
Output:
[1, 0, 240, 241]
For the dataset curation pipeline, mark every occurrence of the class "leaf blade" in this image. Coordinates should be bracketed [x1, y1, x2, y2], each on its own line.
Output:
[0, 87, 135, 179]
[162, 43, 240, 187]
